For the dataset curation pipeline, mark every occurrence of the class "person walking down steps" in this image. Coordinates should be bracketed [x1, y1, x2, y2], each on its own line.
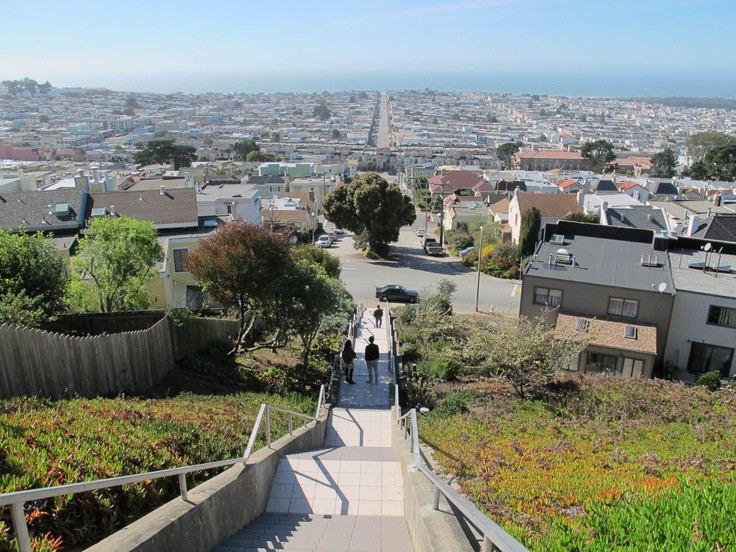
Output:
[373, 304, 384, 328]
[365, 336, 380, 384]
[341, 339, 357, 384]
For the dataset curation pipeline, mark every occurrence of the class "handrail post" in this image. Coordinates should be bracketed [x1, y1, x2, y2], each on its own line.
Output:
[178, 473, 188, 501]
[482, 535, 494, 552]
[433, 486, 441, 510]
[243, 403, 268, 461]
[266, 407, 272, 448]
[288, 413, 293, 435]
[11, 502, 31, 552]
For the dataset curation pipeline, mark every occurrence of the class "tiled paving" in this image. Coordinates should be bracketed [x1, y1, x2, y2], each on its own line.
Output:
[215, 309, 414, 552]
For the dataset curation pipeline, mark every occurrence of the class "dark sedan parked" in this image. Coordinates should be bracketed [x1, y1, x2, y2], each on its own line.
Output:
[375, 284, 419, 303]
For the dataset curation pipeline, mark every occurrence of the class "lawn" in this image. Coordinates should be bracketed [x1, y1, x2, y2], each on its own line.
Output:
[419, 375, 736, 551]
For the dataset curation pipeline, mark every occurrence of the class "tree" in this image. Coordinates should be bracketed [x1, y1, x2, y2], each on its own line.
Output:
[171, 144, 198, 169]
[686, 131, 735, 163]
[690, 142, 736, 182]
[133, 139, 197, 169]
[246, 151, 279, 163]
[0, 230, 67, 327]
[186, 222, 294, 354]
[519, 207, 541, 257]
[650, 147, 677, 178]
[70, 217, 163, 313]
[313, 99, 331, 121]
[294, 246, 341, 279]
[467, 315, 586, 399]
[566, 212, 599, 224]
[233, 139, 260, 161]
[322, 172, 416, 257]
[581, 140, 616, 173]
[496, 141, 523, 169]
[281, 260, 346, 370]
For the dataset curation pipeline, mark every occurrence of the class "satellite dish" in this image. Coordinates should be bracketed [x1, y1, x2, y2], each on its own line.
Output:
[704, 243, 712, 251]
[658, 282, 667, 293]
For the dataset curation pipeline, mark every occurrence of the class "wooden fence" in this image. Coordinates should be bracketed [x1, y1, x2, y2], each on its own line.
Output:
[0, 316, 239, 400]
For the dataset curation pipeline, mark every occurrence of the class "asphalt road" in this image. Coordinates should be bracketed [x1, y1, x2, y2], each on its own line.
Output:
[324, 225, 522, 314]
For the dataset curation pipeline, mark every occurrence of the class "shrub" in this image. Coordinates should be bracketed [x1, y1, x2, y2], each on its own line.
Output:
[696, 370, 721, 391]
[449, 233, 473, 251]
[427, 391, 484, 418]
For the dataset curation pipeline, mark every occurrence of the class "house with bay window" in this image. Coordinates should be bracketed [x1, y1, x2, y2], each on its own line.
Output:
[520, 220, 736, 382]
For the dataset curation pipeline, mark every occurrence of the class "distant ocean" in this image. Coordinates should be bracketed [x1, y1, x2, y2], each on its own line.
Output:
[77, 71, 736, 99]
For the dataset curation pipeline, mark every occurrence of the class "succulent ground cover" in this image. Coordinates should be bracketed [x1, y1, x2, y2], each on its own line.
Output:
[419, 375, 736, 551]
[0, 335, 331, 551]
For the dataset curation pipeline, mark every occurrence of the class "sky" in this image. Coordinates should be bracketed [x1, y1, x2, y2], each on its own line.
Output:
[2, 0, 735, 95]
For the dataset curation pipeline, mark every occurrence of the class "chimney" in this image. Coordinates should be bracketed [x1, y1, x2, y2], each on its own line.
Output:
[687, 214, 700, 236]
[160, 185, 165, 195]
[110, 205, 116, 216]
[714, 194, 722, 207]
[707, 207, 712, 218]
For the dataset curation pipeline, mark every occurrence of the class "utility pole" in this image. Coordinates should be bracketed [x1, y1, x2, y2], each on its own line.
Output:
[475, 225, 484, 312]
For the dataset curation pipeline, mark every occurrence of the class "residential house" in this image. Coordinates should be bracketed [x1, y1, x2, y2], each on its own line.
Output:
[556, 178, 584, 194]
[514, 150, 592, 172]
[649, 200, 734, 236]
[0, 187, 86, 260]
[195, 182, 261, 225]
[86, 188, 202, 309]
[489, 197, 512, 242]
[648, 180, 679, 201]
[507, 192, 582, 244]
[428, 170, 484, 195]
[601, 205, 668, 233]
[520, 222, 676, 378]
[442, 194, 489, 232]
[247, 175, 286, 196]
[617, 180, 650, 203]
[664, 242, 736, 381]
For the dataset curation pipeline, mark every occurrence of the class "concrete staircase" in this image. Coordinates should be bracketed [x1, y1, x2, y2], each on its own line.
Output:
[215, 309, 415, 552]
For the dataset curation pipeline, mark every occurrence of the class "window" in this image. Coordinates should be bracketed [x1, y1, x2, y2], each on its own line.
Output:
[608, 297, 638, 318]
[586, 353, 618, 375]
[707, 306, 736, 329]
[623, 358, 645, 377]
[186, 286, 205, 310]
[688, 343, 734, 377]
[226, 203, 233, 215]
[173, 248, 189, 272]
[534, 287, 562, 308]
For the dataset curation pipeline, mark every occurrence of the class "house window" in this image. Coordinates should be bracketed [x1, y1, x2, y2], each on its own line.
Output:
[226, 203, 233, 215]
[173, 248, 189, 272]
[608, 297, 638, 318]
[622, 358, 645, 377]
[688, 343, 734, 377]
[586, 353, 619, 375]
[707, 306, 736, 329]
[534, 287, 562, 308]
[186, 285, 205, 310]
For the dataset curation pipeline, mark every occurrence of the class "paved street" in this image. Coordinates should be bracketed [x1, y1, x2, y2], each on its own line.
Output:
[324, 224, 521, 314]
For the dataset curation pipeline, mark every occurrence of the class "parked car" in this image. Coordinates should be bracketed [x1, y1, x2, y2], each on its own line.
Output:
[425, 242, 444, 256]
[328, 231, 337, 242]
[459, 246, 476, 257]
[375, 284, 419, 303]
[315, 235, 332, 248]
[421, 236, 438, 250]
[334, 228, 347, 235]
[416, 229, 425, 237]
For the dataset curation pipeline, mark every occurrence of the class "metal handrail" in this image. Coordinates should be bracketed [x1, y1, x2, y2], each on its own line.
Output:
[1, 386, 328, 552]
[397, 409, 528, 552]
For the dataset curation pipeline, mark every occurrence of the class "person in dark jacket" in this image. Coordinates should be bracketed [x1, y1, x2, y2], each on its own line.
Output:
[373, 305, 384, 328]
[364, 336, 380, 384]
[341, 339, 357, 384]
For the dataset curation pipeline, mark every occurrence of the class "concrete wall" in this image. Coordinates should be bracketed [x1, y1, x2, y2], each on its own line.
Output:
[87, 410, 329, 552]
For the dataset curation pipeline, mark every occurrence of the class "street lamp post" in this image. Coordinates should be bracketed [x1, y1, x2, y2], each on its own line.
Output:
[475, 225, 484, 312]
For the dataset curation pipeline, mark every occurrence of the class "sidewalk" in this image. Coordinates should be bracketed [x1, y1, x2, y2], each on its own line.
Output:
[215, 308, 414, 552]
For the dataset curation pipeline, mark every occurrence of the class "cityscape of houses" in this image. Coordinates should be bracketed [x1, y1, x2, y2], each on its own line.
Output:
[1, 85, 736, 385]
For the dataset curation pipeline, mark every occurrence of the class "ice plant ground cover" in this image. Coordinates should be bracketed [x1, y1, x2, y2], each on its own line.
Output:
[0, 392, 315, 551]
[419, 375, 736, 551]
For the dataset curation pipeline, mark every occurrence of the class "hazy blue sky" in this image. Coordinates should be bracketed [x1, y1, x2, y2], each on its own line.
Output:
[2, 0, 734, 94]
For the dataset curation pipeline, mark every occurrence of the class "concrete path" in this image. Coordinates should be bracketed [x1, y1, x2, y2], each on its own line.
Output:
[214, 309, 414, 552]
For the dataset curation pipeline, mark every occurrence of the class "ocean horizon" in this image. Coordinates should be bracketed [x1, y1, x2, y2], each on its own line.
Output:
[63, 71, 736, 99]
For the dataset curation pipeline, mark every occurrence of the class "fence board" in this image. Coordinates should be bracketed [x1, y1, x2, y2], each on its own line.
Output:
[0, 315, 233, 399]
